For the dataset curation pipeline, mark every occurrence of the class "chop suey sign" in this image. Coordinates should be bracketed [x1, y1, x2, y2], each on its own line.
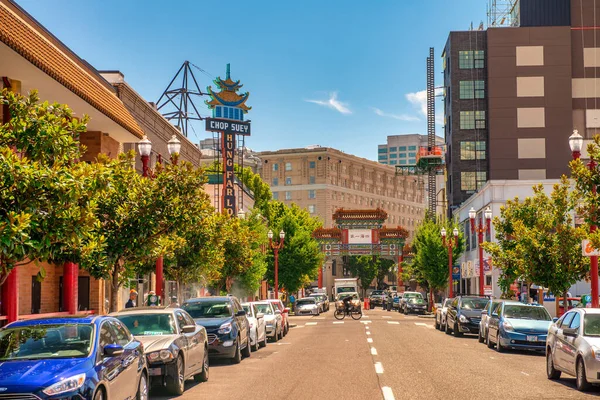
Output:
[205, 118, 251, 135]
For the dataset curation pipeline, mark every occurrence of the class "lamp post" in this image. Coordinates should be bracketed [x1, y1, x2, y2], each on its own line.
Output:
[570, 130, 599, 308]
[268, 229, 285, 299]
[237, 210, 246, 220]
[470, 207, 492, 296]
[167, 135, 181, 165]
[138, 136, 152, 177]
[441, 227, 459, 298]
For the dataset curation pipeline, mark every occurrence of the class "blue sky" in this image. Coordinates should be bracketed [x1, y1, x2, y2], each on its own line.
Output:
[17, 0, 485, 160]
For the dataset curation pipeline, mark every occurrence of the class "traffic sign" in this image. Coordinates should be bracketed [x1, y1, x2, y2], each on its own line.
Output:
[582, 239, 600, 256]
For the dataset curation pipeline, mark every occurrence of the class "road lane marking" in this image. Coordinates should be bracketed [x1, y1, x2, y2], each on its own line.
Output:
[521, 371, 529, 376]
[295, 326, 305, 329]
[415, 323, 427, 326]
[387, 321, 400, 325]
[366, 331, 371, 335]
[490, 356, 495, 359]
[277, 343, 291, 345]
[382, 386, 395, 400]
[333, 321, 344, 324]
[371, 347, 378, 355]
[374, 362, 384, 374]
[425, 325, 434, 329]
[367, 338, 373, 343]
[305, 322, 317, 326]
[361, 320, 372, 324]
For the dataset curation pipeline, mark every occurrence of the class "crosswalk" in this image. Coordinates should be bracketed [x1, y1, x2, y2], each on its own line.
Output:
[297, 316, 435, 328]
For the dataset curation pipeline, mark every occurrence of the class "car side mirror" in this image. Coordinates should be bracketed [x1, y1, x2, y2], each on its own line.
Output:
[182, 325, 196, 334]
[235, 310, 246, 317]
[552, 317, 559, 323]
[563, 327, 578, 337]
[275, 309, 282, 315]
[256, 313, 264, 319]
[104, 344, 124, 357]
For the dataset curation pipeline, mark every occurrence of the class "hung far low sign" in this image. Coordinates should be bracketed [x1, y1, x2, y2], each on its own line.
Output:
[205, 118, 251, 136]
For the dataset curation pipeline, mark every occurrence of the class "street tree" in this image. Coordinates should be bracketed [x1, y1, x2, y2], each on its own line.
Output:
[348, 256, 379, 297]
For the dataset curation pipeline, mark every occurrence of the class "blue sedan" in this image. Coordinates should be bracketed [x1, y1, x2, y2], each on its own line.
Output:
[487, 302, 553, 353]
[0, 316, 148, 399]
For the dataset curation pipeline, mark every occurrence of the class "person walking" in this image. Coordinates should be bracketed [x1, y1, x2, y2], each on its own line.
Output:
[289, 294, 296, 313]
[125, 289, 138, 309]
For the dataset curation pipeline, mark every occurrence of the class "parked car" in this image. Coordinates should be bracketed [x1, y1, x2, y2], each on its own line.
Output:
[182, 296, 251, 364]
[268, 299, 290, 335]
[546, 308, 600, 391]
[368, 290, 386, 309]
[0, 316, 148, 400]
[252, 301, 283, 342]
[479, 299, 507, 343]
[404, 297, 427, 314]
[309, 293, 330, 312]
[393, 293, 403, 310]
[487, 302, 552, 353]
[400, 292, 424, 314]
[445, 296, 488, 337]
[112, 306, 208, 395]
[242, 302, 268, 351]
[557, 297, 582, 317]
[295, 297, 320, 316]
[435, 298, 453, 331]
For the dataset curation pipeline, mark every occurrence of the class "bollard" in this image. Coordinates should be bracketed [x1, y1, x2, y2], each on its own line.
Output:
[364, 298, 370, 309]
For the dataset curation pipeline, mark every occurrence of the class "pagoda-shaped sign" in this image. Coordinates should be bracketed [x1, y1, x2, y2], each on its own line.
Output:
[205, 64, 252, 216]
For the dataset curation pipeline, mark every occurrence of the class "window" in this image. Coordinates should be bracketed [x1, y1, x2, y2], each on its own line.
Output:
[109, 321, 131, 347]
[285, 191, 292, 200]
[389, 147, 397, 152]
[390, 160, 397, 165]
[309, 176, 315, 184]
[475, 80, 485, 98]
[378, 155, 388, 160]
[408, 152, 416, 157]
[475, 111, 485, 129]
[460, 111, 485, 130]
[477, 171, 487, 189]
[570, 312, 581, 330]
[309, 161, 316, 169]
[389, 153, 397, 159]
[459, 50, 485, 69]
[285, 162, 292, 171]
[460, 171, 476, 191]
[378, 148, 388, 153]
[332, 260, 337, 276]
[459, 81, 485, 99]
[285, 177, 292, 185]
[409, 159, 417, 164]
[399, 160, 407, 165]
[272, 178, 278, 186]
[215, 107, 222, 118]
[308, 205, 316, 214]
[399, 153, 406, 158]
[408, 146, 417, 151]
[273, 163, 278, 171]
[460, 141, 486, 160]
[399, 146, 407, 151]
[272, 192, 279, 200]
[560, 312, 576, 328]
[474, 50, 484, 68]
[308, 190, 316, 199]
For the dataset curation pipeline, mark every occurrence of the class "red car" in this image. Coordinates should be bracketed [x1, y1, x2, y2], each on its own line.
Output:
[268, 299, 290, 335]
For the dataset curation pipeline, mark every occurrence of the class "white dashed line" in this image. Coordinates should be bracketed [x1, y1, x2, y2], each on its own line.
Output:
[305, 322, 317, 326]
[360, 320, 372, 324]
[425, 325, 435, 329]
[367, 338, 373, 343]
[333, 321, 344, 324]
[521, 371, 529, 376]
[371, 347, 378, 355]
[489, 356, 495, 359]
[382, 386, 395, 400]
[295, 326, 305, 329]
[414, 322, 427, 326]
[366, 331, 371, 335]
[374, 362, 384, 374]
[387, 321, 400, 325]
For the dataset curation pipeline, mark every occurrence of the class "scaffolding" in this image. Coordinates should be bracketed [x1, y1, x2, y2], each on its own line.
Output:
[487, 0, 520, 27]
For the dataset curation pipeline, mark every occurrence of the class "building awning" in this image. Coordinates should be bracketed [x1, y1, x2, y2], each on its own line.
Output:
[0, 0, 144, 140]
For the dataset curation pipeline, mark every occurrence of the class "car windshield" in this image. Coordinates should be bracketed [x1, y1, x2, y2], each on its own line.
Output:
[337, 287, 355, 294]
[337, 293, 358, 301]
[444, 299, 452, 307]
[242, 305, 253, 317]
[183, 301, 232, 318]
[371, 291, 384, 296]
[117, 313, 176, 335]
[309, 295, 323, 301]
[0, 324, 93, 360]
[254, 304, 273, 315]
[584, 314, 600, 336]
[461, 298, 488, 310]
[269, 301, 283, 311]
[503, 305, 551, 321]
[409, 298, 425, 304]
[404, 293, 422, 300]
[297, 299, 315, 306]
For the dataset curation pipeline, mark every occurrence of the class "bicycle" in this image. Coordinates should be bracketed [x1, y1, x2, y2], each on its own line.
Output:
[334, 303, 362, 320]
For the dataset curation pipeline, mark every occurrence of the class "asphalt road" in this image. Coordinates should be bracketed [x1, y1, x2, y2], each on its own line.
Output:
[152, 308, 600, 400]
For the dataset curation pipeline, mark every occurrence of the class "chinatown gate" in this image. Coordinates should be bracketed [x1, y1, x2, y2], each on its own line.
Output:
[312, 209, 409, 296]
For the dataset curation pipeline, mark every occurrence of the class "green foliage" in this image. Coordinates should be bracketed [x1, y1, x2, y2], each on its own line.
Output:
[411, 217, 464, 293]
[349, 255, 395, 293]
[235, 165, 272, 213]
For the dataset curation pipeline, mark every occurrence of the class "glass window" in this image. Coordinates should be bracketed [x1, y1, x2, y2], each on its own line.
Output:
[475, 80, 485, 98]
[285, 162, 292, 171]
[570, 313, 581, 330]
[474, 50, 485, 68]
[561, 312, 576, 328]
[477, 171, 487, 189]
[399, 153, 406, 158]
[476, 111, 486, 129]
[389, 147, 397, 152]
[381, 161, 388, 165]
[459, 51, 473, 69]
[378, 148, 388, 153]
[110, 321, 132, 346]
[378, 155, 388, 160]
[408, 146, 417, 151]
[461, 141, 475, 160]
[408, 152, 416, 157]
[583, 314, 600, 336]
[459, 81, 474, 99]
[308, 205, 316, 214]
[309, 161, 316, 169]
[308, 190, 316, 199]
[234, 108, 240, 120]
[272, 192, 279, 200]
[286, 177, 292, 185]
[390, 160, 397, 165]
[399, 160, 407, 165]
[285, 191, 292, 200]
[183, 300, 233, 318]
[215, 107, 222, 118]
[273, 163, 278, 171]
[399, 146, 407, 151]
[461, 172, 476, 191]
[460, 111, 474, 129]
[272, 178, 278, 186]
[309, 176, 315, 184]
[409, 159, 417, 164]
[389, 154, 397, 159]
[99, 321, 117, 351]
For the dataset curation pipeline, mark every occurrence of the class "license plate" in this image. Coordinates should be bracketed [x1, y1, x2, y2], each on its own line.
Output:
[149, 367, 162, 376]
[527, 335, 538, 342]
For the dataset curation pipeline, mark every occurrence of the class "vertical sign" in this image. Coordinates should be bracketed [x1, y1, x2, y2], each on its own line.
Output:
[222, 132, 236, 216]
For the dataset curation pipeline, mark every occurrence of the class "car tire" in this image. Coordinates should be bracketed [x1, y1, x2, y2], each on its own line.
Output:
[195, 347, 209, 383]
[435, 318, 440, 330]
[453, 322, 463, 337]
[231, 338, 242, 364]
[252, 329, 260, 352]
[136, 372, 148, 400]
[486, 332, 494, 349]
[576, 357, 592, 391]
[260, 329, 268, 348]
[478, 329, 485, 343]
[94, 388, 105, 400]
[496, 335, 505, 353]
[242, 335, 251, 358]
[166, 354, 185, 395]
[546, 350, 561, 380]
[445, 321, 451, 335]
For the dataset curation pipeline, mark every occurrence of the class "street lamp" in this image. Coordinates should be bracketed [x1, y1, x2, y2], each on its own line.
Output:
[442, 227, 459, 298]
[268, 229, 285, 299]
[570, 130, 599, 308]
[138, 136, 152, 177]
[167, 135, 181, 164]
[237, 210, 246, 220]
[470, 207, 492, 296]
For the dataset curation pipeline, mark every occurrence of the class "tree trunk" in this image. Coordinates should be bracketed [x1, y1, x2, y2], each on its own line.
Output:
[109, 262, 121, 313]
[429, 288, 434, 312]
[177, 279, 183, 304]
[564, 289, 569, 316]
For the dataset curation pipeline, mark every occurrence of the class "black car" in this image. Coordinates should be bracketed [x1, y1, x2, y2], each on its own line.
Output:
[405, 297, 427, 314]
[182, 296, 251, 364]
[445, 296, 489, 337]
[369, 290, 386, 308]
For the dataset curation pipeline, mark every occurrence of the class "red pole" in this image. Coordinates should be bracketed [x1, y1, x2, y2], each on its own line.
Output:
[478, 225, 484, 296]
[2, 268, 18, 323]
[591, 159, 599, 308]
[63, 261, 78, 314]
[274, 248, 279, 299]
[141, 155, 150, 177]
[398, 252, 404, 291]
[448, 245, 453, 298]
[156, 256, 164, 302]
[318, 266, 323, 288]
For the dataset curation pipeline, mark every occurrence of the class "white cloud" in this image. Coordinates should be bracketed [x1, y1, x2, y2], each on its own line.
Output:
[305, 92, 351, 114]
[372, 107, 420, 122]
[405, 89, 444, 125]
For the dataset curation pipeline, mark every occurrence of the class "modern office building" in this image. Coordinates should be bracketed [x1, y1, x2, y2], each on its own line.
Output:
[377, 134, 444, 166]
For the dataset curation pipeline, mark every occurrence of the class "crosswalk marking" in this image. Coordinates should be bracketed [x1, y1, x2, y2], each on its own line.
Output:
[387, 321, 400, 325]
[333, 321, 344, 324]
[305, 322, 317, 326]
[415, 322, 427, 326]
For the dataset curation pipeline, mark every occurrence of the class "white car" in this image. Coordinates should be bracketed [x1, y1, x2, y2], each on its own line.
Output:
[252, 301, 283, 342]
[242, 302, 267, 351]
[295, 297, 320, 315]
[435, 298, 453, 331]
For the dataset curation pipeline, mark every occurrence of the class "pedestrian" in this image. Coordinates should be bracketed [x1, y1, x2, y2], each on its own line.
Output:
[125, 289, 138, 309]
[169, 296, 179, 308]
[289, 294, 296, 312]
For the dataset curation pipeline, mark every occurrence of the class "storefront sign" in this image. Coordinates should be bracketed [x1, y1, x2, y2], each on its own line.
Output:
[348, 229, 372, 244]
[452, 265, 461, 281]
[582, 239, 600, 256]
[483, 285, 492, 296]
[205, 118, 251, 135]
[222, 132, 236, 216]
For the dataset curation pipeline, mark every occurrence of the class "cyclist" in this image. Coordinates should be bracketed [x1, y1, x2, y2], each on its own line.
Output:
[342, 294, 354, 312]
